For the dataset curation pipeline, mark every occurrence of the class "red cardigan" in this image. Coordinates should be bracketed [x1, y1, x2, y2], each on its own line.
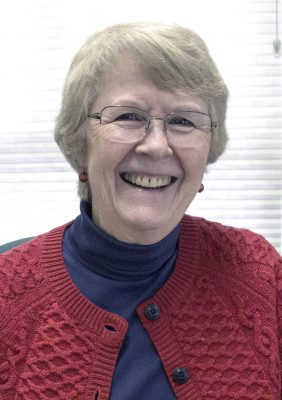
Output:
[0, 215, 281, 399]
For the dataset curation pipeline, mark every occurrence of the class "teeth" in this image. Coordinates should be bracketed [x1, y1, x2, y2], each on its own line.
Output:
[123, 173, 172, 188]
[150, 177, 157, 188]
[142, 176, 149, 187]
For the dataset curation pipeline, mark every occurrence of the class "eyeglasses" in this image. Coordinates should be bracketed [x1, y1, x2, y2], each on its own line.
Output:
[87, 105, 217, 147]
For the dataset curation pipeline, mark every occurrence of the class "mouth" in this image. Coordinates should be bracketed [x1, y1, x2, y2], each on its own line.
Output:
[120, 172, 177, 189]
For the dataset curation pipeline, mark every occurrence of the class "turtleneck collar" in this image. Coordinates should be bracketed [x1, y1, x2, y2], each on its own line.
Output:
[63, 201, 180, 281]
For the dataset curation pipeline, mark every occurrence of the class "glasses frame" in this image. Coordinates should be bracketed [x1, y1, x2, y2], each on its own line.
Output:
[87, 105, 217, 137]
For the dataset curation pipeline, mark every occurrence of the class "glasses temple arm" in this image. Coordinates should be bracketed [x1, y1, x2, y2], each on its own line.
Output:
[87, 113, 102, 120]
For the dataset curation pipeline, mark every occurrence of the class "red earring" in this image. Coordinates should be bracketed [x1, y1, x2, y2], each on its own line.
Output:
[79, 172, 88, 183]
[198, 183, 204, 193]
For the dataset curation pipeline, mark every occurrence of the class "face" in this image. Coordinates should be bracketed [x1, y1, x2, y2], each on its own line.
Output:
[86, 59, 211, 244]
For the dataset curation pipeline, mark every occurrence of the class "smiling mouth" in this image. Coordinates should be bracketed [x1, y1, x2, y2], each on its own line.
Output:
[120, 173, 177, 189]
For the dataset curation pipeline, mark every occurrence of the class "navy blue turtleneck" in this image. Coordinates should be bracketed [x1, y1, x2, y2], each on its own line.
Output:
[63, 201, 179, 399]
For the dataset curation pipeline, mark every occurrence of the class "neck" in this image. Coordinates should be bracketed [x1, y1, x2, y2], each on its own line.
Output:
[92, 210, 178, 245]
[63, 201, 180, 280]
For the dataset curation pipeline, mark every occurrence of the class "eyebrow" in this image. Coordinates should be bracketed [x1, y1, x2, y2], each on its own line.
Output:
[111, 98, 144, 109]
[111, 99, 206, 114]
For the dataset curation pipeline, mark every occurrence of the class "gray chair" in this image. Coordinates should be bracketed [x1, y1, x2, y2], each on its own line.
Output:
[0, 237, 34, 253]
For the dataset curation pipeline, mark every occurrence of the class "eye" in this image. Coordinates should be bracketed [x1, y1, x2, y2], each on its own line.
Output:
[168, 116, 194, 127]
[114, 112, 144, 122]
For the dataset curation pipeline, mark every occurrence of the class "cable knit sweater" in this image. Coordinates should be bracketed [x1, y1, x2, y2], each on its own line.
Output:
[0, 215, 281, 400]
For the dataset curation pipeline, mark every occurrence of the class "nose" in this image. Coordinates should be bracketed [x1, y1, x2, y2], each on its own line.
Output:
[135, 119, 173, 158]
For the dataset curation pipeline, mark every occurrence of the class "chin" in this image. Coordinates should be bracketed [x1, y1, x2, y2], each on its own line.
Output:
[119, 207, 177, 235]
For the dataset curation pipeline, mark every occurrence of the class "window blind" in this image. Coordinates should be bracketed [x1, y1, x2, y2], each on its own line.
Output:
[0, 0, 281, 252]
[189, 0, 282, 252]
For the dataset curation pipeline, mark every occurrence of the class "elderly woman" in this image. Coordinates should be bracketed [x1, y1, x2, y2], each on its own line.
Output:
[0, 23, 281, 400]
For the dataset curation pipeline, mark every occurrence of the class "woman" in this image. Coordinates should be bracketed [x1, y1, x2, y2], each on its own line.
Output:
[0, 23, 281, 400]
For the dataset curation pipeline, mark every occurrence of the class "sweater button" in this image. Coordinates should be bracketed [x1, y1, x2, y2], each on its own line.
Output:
[145, 304, 160, 320]
[172, 367, 189, 384]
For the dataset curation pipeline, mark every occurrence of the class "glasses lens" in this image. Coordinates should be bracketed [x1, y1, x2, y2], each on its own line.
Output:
[101, 106, 148, 143]
[166, 111, 211, 147]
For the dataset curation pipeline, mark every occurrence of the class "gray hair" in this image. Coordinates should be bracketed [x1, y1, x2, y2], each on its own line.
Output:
[54, 22, 229, 201]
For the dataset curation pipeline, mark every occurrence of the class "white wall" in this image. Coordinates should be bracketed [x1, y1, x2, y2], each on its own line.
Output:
[0, 0, 281, 252]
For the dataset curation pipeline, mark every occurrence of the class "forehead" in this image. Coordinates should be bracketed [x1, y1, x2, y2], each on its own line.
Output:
[93, 57, 208, 113]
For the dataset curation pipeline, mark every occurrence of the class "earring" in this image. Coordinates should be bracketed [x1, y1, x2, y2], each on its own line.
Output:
[198, 183, 204, 193]
[79, 172, 88, 183]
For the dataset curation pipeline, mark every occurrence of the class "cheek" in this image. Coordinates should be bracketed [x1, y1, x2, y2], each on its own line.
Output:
[177, 141, 210, 180]
[86, 133, 134, 187]
[86, 134, 107, 194]
[181, 131, 211, 150]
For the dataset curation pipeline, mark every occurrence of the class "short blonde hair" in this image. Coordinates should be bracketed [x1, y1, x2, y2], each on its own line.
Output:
[54, 22, 229, 201]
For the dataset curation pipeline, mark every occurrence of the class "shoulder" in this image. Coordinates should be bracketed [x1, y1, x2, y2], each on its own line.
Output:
[0, 234, 44, 272]
[180, 216, 282, 320]
[181, 214, 281, 270]
[0, 223, 70, 304]
[0, 234, 46, 300]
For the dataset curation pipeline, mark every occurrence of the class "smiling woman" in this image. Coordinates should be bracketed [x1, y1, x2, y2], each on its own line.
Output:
[0, 22, 281, 400]
[83, 59, 211, 244]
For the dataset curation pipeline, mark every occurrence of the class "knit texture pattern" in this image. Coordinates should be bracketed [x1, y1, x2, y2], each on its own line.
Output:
[0, 216, 281, 400]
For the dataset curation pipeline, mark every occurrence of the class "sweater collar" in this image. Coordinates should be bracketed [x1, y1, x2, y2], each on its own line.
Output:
[63, 201, 180, 280]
